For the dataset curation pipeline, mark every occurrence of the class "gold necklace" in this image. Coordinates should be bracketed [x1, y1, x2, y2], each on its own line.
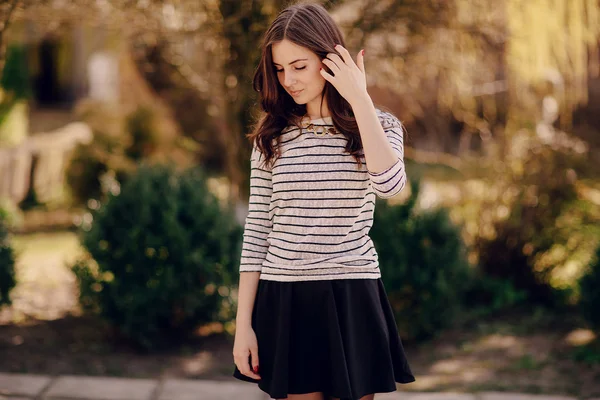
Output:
[301, 116, 338, 136]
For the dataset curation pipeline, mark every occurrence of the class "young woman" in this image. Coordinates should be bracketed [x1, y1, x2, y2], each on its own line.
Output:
[232, 3, 415, 400]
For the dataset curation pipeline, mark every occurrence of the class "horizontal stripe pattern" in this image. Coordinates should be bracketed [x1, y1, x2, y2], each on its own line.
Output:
[238, 145, 273, 273]
[367, 114, 407, 198]
[238, 109, 407, 281]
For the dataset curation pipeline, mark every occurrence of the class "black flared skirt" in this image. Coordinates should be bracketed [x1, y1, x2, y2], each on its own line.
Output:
[232, 278, 415, 399]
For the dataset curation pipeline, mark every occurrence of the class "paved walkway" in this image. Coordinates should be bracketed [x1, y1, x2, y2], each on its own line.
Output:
[0, 373, 592, 400]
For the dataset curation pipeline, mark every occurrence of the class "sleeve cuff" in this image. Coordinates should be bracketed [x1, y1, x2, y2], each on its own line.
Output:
[368, 158, 403, 184]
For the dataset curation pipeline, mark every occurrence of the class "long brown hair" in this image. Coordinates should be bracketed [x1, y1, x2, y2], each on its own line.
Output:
[248, 2, 363, 168]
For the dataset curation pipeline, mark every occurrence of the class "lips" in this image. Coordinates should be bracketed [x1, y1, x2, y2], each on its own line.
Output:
[290, 89, 303, 97]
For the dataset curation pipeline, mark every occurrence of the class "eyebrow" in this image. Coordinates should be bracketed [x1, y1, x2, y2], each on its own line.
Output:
[272, 58, 308, 66]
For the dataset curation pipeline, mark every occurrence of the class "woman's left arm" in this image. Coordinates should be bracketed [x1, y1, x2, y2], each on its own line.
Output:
[353, 97, 407, 198]
[320, 45, 406, 198]
[352, 95, 403, 167]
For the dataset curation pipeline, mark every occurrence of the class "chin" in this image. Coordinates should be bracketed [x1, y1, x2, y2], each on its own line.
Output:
[293, 93, 317, 105]
[290, 95, 307, 105]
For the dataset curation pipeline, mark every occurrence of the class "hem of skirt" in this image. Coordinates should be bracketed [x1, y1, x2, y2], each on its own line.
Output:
[233, 370, 416, 399]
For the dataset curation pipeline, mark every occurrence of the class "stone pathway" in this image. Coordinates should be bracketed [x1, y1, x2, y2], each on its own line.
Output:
[0, 373, 592, 400]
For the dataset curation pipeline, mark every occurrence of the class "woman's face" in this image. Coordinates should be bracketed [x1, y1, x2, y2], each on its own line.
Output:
[271, 39, 326, 106]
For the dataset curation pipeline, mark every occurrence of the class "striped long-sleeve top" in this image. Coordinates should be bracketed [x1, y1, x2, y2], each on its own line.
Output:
[239, 109, 406, 282]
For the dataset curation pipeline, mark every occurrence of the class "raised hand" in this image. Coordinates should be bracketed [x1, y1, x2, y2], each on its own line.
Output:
[320, 44, 368, 107]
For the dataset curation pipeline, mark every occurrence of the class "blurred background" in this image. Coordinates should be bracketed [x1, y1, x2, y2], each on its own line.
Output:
[0, 0, 599, 396]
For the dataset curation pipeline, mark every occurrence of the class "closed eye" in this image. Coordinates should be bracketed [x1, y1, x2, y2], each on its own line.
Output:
[275, 66, 306, 72]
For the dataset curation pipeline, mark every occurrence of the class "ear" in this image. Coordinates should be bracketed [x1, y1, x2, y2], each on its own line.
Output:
[320, 66, 335, 83]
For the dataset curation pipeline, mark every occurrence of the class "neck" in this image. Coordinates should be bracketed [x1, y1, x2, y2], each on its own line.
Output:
[305, 98, 331, 120]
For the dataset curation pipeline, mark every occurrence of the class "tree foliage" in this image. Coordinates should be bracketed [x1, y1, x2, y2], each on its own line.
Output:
[1, 0, 599, 197]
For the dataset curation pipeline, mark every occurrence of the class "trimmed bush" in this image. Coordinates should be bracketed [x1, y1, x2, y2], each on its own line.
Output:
[0, 210, 16, 307]
[372, 178, 471, 341]
[71, 164, 242, 349]
[579, 246, 600, 332]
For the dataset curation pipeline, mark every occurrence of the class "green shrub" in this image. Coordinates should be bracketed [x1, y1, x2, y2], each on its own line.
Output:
[579, 245, 600, 332]
[66, 126, 127, 205]
[464, 274, 528, 317]
[571, 342, 600, 365]
[475, 143, 596, 305]
[124, 106, 161, 161]
[0, 44, 31, 127]
[0, 198, 23, 229]
[66, 102, 142, 205]
[372, 178, 471, 341]
[0, 211, 16, 307]
[66, 102, 196, 205]
[0, 44, 31, 101]
[71, 164, 243, 349]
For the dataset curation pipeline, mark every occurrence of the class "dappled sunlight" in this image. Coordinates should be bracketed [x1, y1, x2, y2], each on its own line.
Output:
[564, 329, 596, 347]
[196, 322, 225, 337]
[429, 359, 495, 383]
[405, 334, 529, 391]
[1, 232, 82, 324]
[180, 351, 214, 375]
[410, 363, 494, 391]
[430, 359, 465, 374]
[406, 323, 600, 394]
[417, 181, 462, 210]
[408, 374, 457, 391]
[411, 335, 525, 389]
[476, 334, 519, 351]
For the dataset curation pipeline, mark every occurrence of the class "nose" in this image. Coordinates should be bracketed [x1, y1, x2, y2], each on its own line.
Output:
[283, 71, 296, 88]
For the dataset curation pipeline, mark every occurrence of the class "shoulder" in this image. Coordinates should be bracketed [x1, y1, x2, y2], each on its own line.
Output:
[251, 140, 268, 161]
[375, 108, 403, 130]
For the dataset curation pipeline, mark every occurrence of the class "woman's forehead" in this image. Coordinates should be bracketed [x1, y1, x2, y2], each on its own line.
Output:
[271, 40, 315, 64]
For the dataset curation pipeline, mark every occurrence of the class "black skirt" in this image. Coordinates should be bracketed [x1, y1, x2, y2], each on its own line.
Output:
[232, 278, 415, 399]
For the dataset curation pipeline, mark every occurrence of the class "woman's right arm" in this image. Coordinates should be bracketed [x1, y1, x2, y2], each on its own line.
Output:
[233, 271, 261, 379]
[233, 143, 273, 380]
[238, 144, 273, 274]
[236, 271, 261, 327]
